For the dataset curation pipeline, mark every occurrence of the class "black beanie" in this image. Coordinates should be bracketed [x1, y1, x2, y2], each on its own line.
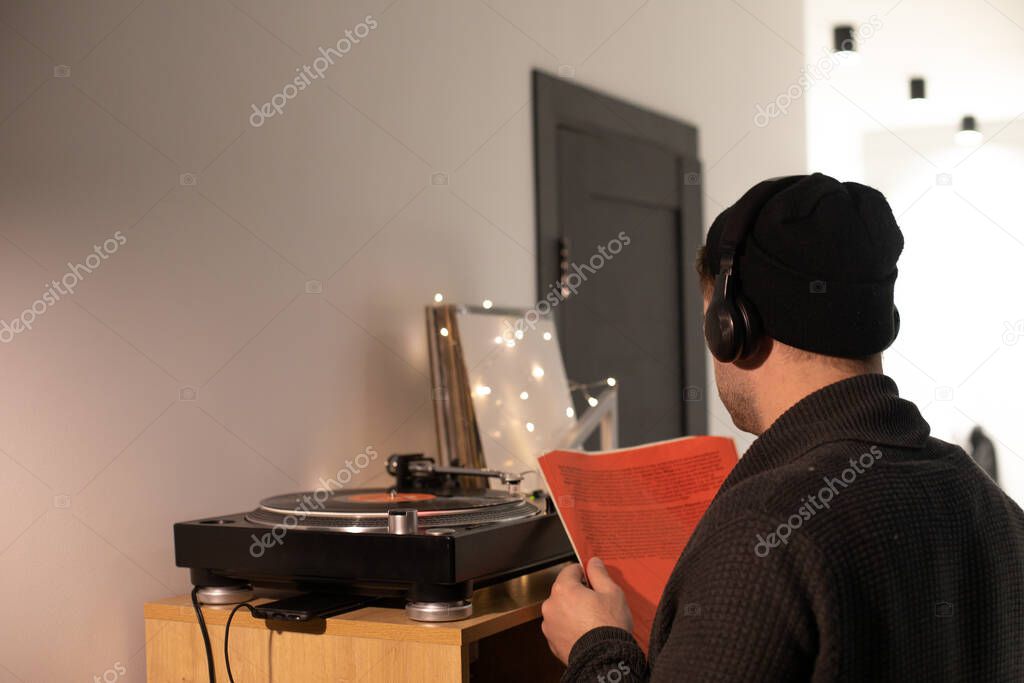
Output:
[706, 173, 903, 358]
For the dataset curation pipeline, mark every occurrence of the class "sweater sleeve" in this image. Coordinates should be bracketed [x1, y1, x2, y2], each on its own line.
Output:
[562, 513, 824, 682]
[564, 626, 650, 681]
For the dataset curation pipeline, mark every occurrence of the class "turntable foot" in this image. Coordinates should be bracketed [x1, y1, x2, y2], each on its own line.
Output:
[405, 599, 473, 622]
[189, 569, 254, 605]
[195, 584, 254, 605]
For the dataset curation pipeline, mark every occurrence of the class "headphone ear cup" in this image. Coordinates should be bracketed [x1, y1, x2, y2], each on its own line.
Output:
[892, 305, 901, 339]
[705, 296, 743, 363]
[733, 294, 760, 361]
[703, 301, 723, 359]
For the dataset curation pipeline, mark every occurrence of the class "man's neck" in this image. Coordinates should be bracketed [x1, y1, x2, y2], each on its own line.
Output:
[752, 363, 882, 435]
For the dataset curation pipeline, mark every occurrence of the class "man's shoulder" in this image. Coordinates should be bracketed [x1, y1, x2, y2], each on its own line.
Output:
[713, 436, 961, 515]
[692, 434, 1016, 558]
[702, 441, 874, 520]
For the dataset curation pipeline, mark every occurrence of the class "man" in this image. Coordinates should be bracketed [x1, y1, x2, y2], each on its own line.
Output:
[541, 174, 1024, 681]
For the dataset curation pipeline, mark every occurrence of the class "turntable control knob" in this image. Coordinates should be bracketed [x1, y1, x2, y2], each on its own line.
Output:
[387, 509, 418, 535]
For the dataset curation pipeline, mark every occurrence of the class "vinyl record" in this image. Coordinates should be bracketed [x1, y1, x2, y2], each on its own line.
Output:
[258, 488, 518, 513]
[247, 487, 541, 532]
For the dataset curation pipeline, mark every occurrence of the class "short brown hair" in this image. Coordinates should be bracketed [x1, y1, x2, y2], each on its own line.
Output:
[696, 245, 714, 288]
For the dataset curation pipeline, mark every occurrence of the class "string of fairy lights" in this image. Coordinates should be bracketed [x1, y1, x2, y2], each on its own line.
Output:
[432, 292, 616, 433]
[570, 377, 617, 409]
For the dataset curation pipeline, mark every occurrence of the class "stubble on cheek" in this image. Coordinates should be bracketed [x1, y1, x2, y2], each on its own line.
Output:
[715, 362, 760, 434]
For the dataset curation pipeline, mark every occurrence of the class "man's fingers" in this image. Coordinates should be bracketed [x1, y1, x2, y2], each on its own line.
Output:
[586, 557, 620, 594]
[551, 562, 584, 594]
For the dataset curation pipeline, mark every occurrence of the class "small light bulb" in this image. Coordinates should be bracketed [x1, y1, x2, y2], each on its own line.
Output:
[493, 336, 503, 345]
[525, 422, 536, 433]
[433, 292, 444, 303]
[482, 299, 493, 309]
[514, 329, 524, 340]
[439, 327, 449, 337]
[505, 339, 516, 348]
[566, 407, 575, 418]
[475, 385, 492, 397]
[532, 366, 545, 379]
[606, 377, 617, 387]
[542, 331, 552, 341]
[587, 396, 599, 408]
[520, 391, 529, 400]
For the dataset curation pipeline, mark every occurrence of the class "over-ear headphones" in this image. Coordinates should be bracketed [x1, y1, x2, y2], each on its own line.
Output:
[704, 177, 801, 363]
[703, 176, 902, 362]
[704, 251, 760, 363]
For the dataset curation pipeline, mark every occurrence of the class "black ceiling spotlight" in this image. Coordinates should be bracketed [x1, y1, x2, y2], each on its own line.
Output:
[909, 77, 926, 100]
[955, 115, 983, 147]
[833, 25, 859, 62]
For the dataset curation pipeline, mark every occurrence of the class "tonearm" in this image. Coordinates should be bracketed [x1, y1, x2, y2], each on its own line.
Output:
[387, 454, 527, 495]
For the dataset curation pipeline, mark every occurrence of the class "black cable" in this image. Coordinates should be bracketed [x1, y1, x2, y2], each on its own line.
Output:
[190, 586, 217, 683]
[224, 602, 255, 683]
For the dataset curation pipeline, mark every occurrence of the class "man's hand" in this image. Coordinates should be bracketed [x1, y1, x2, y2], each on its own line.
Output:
[541, 557, 633, 664]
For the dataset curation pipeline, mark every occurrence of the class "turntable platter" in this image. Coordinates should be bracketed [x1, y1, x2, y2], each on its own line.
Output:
[246, 488, 542, 532]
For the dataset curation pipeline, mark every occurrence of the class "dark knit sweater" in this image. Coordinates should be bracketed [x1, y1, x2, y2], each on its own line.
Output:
[564, 374, 1024, 682]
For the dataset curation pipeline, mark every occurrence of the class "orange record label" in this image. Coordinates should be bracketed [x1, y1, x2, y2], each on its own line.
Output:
[345, 492, 436, 503]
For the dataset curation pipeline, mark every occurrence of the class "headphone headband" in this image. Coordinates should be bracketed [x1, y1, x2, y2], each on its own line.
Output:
[704, 176, 803, 363]
[715, 176, 804, 273]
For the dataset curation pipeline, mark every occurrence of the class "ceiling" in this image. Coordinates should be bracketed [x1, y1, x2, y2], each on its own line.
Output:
[804, 0, 1024, 132]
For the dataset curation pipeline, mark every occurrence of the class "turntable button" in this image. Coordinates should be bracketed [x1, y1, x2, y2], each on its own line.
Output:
[426, 528, 456, 536]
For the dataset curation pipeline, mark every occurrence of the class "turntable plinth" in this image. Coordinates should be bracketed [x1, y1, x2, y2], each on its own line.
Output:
[144, 564, 567, 682]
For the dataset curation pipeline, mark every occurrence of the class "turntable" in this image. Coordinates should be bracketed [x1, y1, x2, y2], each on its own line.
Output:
[174, 455, 573, 621]
[176, 305, 618, 622]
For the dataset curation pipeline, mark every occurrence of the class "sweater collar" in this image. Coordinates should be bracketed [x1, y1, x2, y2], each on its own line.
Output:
[720, 374, 931, 492]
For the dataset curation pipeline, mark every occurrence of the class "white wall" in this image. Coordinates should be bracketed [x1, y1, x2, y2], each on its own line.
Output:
[802, 0, 1024, 504]
[862, 123, 1024, 505]
[0, 0, 806, 679]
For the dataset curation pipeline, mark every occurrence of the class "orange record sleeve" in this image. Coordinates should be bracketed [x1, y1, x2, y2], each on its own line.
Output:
[538, 435, 738, 652]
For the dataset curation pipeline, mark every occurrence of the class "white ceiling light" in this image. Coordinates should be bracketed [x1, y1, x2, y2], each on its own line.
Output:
[909, 77, 926, 101]
[833, 25, 861, 64]
[955, 115, 983, 147]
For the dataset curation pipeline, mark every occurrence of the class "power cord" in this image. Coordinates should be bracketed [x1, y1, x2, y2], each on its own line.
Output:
[224, 602, 255, 683]
[190, 587, 217, 683]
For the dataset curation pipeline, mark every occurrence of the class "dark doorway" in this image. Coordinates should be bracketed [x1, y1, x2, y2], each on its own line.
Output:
[533, 71, 706, 446]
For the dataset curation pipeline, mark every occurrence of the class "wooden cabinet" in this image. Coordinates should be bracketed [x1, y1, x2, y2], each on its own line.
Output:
[145, 565, 566, 682]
